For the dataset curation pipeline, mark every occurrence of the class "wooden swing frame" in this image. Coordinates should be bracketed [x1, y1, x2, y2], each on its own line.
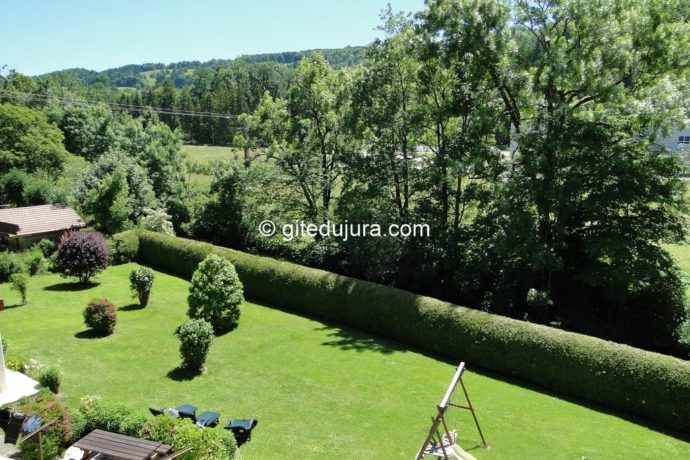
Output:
[415, 362, 487, 460]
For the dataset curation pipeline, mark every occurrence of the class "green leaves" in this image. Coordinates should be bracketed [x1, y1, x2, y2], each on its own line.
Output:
[187, 254, 244, 333]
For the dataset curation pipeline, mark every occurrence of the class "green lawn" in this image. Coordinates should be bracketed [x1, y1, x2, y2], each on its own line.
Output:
[1, 264, 689, 459]
[183, 145, 240, 165]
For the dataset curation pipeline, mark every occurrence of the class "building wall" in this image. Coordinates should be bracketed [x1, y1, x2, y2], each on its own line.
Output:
[657, 127, 690, 154]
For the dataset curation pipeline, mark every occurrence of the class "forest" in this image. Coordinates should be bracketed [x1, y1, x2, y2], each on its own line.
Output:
[1, 0, 689, 357]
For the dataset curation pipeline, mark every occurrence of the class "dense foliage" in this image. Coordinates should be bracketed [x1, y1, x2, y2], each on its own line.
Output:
[129, 266, 155, 307]
[79, 395, 148, 437]
[175, 318, 214, 372]
[12, 389, 75, 460]
[57, 230, 109, 283]
[134, 230, 690, 434]
[38, 366, 62, 393]
[139, 414, 237, 459]
[2, 0, 689, 355]
[83, 298, 117, 335]
[188, 254, 244, 332]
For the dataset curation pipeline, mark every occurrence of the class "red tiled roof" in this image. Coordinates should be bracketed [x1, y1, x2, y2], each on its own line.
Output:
[0, 204, 85, 236]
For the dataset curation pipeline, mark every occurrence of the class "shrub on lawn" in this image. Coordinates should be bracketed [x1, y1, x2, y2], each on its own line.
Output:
[13, 389, 75, 460]
[110, 230, 140, 264]
[130, 266, 155, 307]
[0, 251, 27, 282]
[132, 231, 690, 434]
[57, 230, 109, 284]
[23, 249, 46, 276]
[38, 366, 62, 393]
[175, 318, 214, 373]
[79, 395, 148, 436]
[5, 355, 29, 373]
[35, 238, 57, 258]
[139, 415, 237, 460]
[83, 298, 117, 335]
[188, 254, 244, 332]
[10, 272, 29, 305]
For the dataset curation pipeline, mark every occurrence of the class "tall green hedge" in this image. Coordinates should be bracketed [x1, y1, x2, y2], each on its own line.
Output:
[125, 230, 690, 433]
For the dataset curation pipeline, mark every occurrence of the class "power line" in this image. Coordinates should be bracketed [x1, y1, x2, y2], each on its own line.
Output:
[0, 90, 241, 120]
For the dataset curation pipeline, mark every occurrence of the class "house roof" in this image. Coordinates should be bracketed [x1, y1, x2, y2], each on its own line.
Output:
[0, 204, 85, 237]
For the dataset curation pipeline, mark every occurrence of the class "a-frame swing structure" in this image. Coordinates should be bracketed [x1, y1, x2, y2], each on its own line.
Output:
[415, 362, 487, 460]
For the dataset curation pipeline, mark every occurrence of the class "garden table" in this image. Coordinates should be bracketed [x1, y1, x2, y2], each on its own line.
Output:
[72, 429, 171, 460]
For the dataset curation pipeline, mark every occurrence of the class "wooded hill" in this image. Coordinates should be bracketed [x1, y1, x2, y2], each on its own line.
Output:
[35, 46, 365, 89]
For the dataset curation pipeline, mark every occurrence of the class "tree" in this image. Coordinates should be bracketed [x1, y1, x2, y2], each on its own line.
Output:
[0, 103, 69, 174]
[242, 54, 353, 221]
[84, 166, 132, 234]
[56, 231, 109, 284]
[187, 254, 244, 332]
[74, 151, 157, 230]
[453, 0, 690, 351]
[139, 208, 175, 235]
[190, 162, 246, 246]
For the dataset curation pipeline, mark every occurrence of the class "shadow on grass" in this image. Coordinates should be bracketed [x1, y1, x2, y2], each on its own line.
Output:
[466, 364, 690, 445]
[74, 329, 109, 339]
[44, 281, 99, 292]
[3, 303, 25, 310]
[119, 303, 145, 311]
[167, 366, 202, 382]
[316, 324, 407, 355]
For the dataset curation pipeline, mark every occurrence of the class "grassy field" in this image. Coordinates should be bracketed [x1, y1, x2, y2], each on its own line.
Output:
[1, 265, 689, 459]
[183, 145, 241, 188]
[183, 145, 240, 165]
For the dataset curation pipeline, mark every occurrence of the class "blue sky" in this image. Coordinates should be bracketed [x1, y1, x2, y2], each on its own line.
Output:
[2, 0, 425, 76]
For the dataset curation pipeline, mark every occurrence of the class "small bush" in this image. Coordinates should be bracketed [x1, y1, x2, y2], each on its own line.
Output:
[10, 272, 29, 305]
[130, 266, 155, 307]
[69, 411, 88, 445]
[57, 230, 109, 283]
[5, 355, 29, 373]
[23, 249, 46, 276]
[1, 336, 6, 354]
[0, 251, 27, 282]
[83, 298, 117, 335]
[38, 366, 62, 393]
[110, 230, 140, 264]
[139, 416, 237, 460]
[188, 254, 244, 332]
[35, 238, 58, 258]
[13, 389, 75, 460]
[175, 319, 214, 373]
[79, 395, 148, 437]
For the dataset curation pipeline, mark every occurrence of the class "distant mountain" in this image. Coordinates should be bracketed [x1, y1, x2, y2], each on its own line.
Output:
[36, 46, 365, 89]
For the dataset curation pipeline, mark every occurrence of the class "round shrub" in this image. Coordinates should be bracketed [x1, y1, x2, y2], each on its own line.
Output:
[175, 319, 214, 373]
[0, 251, 27, 282]
[57, 230, 109, 284]
[79, 396, 148, 436]
[83, 298, 117, 335]
[129, 266, 155, 307]
[36, 238, 58, 258]
[38, 366, 61, 393]
[23, 249, 46, 276]
[139, 416, 237, 460]
[188, 254, 244, 332]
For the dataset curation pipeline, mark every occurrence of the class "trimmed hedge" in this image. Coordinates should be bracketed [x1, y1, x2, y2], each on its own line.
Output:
[124, 230, 690, 434]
